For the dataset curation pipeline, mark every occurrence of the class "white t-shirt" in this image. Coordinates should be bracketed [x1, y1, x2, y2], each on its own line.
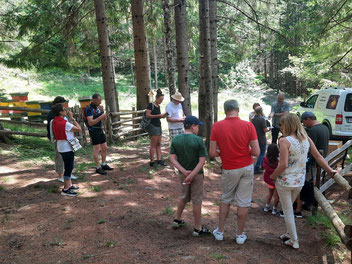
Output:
[166, 102, 184, 129]
[57, 120, 74, 153]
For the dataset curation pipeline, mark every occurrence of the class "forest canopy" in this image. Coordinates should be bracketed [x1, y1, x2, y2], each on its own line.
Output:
[1, 0, 352, 95]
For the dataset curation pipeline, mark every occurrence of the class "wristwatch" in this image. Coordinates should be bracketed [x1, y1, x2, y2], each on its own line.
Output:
[70, 118, 76, 122]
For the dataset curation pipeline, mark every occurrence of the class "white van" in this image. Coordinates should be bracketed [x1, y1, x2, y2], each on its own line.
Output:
[296, 87, 352, 139]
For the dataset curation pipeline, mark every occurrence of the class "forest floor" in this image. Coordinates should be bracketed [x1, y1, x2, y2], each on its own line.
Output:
[0, 135, 351, 264]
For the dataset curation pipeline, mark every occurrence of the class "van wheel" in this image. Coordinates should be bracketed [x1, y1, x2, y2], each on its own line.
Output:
[323, 122, 332, 140]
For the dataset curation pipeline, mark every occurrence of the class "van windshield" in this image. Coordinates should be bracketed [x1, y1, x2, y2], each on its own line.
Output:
[344, 93, 352, 112]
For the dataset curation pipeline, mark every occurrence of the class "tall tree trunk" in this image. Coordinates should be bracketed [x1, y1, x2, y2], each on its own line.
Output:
[269, 50, 274, 89]
[174, 0, 191, 115]
[93, 0, 119, 120]
[264, 55, 267, 81]
[163, 0, 176, 99]
[198, 0, 213, 148]
[153, 42, 158, 89]
[209, 0, 218, 122]
[127, 18, 135, 86]
[132, 0, 151, 110]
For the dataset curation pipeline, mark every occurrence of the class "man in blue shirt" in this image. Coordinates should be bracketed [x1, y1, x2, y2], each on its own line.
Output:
[85, 93, 113, 175]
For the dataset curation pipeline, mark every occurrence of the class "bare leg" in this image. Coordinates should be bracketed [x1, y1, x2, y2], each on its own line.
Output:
[176, 199, 187, 220]
[156, 135, 162, 160]
[237, 207, 249, 235]
[266, 188, 274, 205]
[193, 204, 202, 230]
[64, 178, 72, 190]
[273, 189, 279, 208]
[296, 195, 302, 212]
[149, 136, 158, 162]
[101, 142, 107, 164]
[218, 202, 231, 232]
[93, 145, 101, 167]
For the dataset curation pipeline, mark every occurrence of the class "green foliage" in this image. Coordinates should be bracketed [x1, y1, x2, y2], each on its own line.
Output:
[98, 219, 106, 224]
[162, 206, 174, 215]
[91, 185, 101, 192]
[0, 186, 5, 191]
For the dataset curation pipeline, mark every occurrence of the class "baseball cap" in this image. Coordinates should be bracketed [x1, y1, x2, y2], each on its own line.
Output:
[184, 116, 204, 126]
[301, 111, 315, 121]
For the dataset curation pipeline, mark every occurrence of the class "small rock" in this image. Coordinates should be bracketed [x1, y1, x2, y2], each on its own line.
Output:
[182, 256, 195, 260]
[145, 186, 156, 191]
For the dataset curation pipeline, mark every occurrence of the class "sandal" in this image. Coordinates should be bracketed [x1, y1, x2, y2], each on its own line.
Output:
[284, 239, 299, 249]
[279, 233, 290, 241]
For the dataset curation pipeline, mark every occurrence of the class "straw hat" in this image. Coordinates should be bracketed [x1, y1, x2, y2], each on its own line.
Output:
[171, 91, 185, 102]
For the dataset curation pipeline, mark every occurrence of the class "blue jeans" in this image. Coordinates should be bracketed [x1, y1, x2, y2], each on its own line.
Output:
[255, 143, 266, 171]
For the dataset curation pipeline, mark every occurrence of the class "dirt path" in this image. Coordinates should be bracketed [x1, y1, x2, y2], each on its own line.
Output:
[0, 138, 349, 264]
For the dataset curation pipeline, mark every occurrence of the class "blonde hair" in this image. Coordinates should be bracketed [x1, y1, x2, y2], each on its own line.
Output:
[279, 113, 307, 142]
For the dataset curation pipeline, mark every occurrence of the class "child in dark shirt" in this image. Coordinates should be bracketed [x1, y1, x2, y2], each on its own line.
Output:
[262, 144, 280, 214]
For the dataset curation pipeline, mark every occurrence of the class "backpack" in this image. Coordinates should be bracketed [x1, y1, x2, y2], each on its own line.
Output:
[139, 104, 154, 132]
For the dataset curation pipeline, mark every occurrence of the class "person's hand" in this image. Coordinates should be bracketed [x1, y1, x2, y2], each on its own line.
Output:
[270, 175, 277, 181]
[184, 174, 193, 184]
[328, 169, 338, 178]
[98, 105, 104, 112]
[100, 113, 107, 120]
[67, 110, 74, 119]
[161, 113, 167, 118]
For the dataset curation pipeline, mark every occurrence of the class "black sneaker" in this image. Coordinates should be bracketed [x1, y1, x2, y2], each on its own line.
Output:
[61, 188, 78, 197]
[254, 169, 263, 174]
[302, 203, 313, 211]
[150, 161, 154, 167]
[192, 226, 211, 237]
[157, 160, 167, 166]
[69, 185, 79, 190]
[96, 167, 107, 175]
[101, 164, 113, 170]
[294, 211, 303, 218]
[172, 219, 185, 228]
[279, 211, 285, 218]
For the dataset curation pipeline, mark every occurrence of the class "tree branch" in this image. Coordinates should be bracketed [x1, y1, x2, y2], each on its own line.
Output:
[331, 47, 352, 68]
[217, 0, 292, 44]
[320, 0, 349, 37]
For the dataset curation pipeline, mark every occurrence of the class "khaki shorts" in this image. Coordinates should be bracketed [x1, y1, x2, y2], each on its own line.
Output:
[221, 164, 254, 207]
[179, 173, 204, 205]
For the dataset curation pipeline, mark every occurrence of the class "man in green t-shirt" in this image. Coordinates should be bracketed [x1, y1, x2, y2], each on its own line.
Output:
[170, 115, 210, 237]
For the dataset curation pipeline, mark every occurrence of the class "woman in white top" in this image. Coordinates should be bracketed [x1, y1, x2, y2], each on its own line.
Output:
[52, 103, 82, 197]
[270, 113, 336, 249]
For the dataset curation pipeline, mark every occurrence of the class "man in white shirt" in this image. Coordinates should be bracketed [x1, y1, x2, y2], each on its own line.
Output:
[166, 91, 186, 140]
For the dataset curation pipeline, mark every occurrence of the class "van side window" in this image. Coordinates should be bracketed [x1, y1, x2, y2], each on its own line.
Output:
[306, 95, 318, 108]
[326, 95, 340, 110]
[344, 93, 352, 112]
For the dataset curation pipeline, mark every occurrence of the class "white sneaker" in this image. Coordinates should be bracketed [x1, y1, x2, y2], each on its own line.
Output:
[212, 227, 224, 241]
[236, 232, 247, 244]
[57, 177, 64, 183]
[71, 174, 77, 180]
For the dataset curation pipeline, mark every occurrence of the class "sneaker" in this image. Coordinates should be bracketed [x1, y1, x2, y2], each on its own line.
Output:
[279, 211, 285, 218]
[69, 185, 79, 190]
[294, 211, 303, 218]
[157, 160, 167, 166]
[150, 162, 154, 167]
[70, 174, 77, 180]
[57, 177, 64, 183]
[96, 167, 107, 175]
[172, 219, 185, 228]
[302, 203, 313, 211]
[61, 188, 78, 197]
[192, 226, 211, 237]
[272, 208, 278, 215]
[101, 164, 113, 170]
[263, 206, 271, 212]
[254, 169, 262, 174]
[236, 232, 247, 244]
[212, 227, 224, 241]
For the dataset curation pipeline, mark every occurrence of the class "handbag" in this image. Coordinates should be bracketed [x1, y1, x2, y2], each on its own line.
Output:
[68, 137, 82, 152]
[139, 104, 154, 132]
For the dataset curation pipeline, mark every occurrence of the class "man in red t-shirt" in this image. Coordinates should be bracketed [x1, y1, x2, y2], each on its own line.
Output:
[209, 99, 259, 244]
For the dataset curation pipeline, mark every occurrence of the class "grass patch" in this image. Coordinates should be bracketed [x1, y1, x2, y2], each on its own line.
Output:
[162, 206, 174, 215]
[91, 185, 101, 192]
[49, 237, 65, 247]
[64, 218, 74, 229]
[128, 178, 135, 184]
[0, 186, 5, 191]
[1, 177, 12, 183]
[307, 211, 352, 248]
[210, 252, 227, 261]
[98, 219, 106, 224]
[48, 186, 59, 193]
[106, 240, 117, 247]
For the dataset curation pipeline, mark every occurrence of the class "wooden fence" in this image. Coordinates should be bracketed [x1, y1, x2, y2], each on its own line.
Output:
[0, 105, 147, 144]
[314, 139, 352, 251]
